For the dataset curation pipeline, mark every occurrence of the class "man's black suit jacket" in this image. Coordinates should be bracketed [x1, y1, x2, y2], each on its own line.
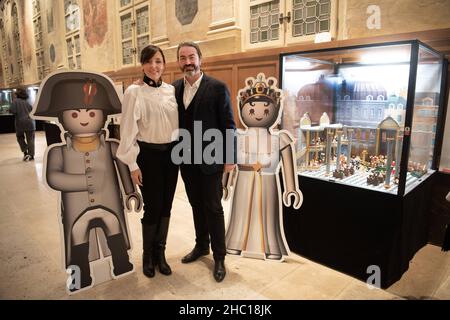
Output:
[173, 74, 236, 175]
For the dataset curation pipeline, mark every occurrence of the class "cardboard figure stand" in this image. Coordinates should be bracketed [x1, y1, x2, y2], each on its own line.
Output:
[223, 73, 303, 261]
[31, 70, 142, 293]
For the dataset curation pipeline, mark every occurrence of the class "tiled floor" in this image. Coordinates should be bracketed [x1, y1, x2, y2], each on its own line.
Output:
[0, 132, 448, 300]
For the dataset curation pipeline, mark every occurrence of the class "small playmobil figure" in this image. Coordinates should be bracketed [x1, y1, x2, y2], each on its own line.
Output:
[350, 157, 361, 171]
[333, 169, 345, 179]
[366, 168, 385, 186]
[32, 71, 142, 292]
[408, 161, 427, 178]
[223, 73, 303, 261]
[343, 167, 351, 177]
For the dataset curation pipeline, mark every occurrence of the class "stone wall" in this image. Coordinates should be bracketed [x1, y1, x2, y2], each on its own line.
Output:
[343, 0, 450, 39]
[1, 0, 450, 87]
[44, 0, 66, 72]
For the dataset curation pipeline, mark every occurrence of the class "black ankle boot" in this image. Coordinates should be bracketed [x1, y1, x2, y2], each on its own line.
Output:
[154, 217, 172, 275]
[69, 243, 92, 291]
[155, 245, 172, 275]
[106, 233, 133, 276]
[142, 223, 157, 278]
[143, 253, 155, 278]
[213, 258, 226, 282]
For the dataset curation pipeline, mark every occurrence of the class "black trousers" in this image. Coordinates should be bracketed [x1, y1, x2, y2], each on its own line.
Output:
[16, 130, 35, 157]
[180, 165, 226, 260]
[137, 142, 178, 225]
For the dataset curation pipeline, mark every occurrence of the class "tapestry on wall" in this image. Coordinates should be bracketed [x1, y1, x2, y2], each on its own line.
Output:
[83, 0, 108, 48]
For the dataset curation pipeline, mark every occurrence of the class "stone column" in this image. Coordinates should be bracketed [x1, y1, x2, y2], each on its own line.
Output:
[151, 0, 169, 47]
[204, 0, 241, 54]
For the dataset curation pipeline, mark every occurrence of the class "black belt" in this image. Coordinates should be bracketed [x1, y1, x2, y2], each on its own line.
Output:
[138, 140, 175, 151]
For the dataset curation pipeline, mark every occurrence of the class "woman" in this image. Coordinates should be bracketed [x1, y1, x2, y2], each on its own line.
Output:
[10, 88, 36, 161]
[117, 45, 179, 278]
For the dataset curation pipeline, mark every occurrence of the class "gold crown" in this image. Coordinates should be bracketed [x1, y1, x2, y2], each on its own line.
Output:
[239, 73, 281, 107]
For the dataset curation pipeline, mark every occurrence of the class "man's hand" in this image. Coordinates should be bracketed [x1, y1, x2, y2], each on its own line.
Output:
[131, 169, 143, 186]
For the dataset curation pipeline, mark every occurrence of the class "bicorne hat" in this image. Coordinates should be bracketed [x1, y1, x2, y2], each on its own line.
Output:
[32, 70, 121, 118]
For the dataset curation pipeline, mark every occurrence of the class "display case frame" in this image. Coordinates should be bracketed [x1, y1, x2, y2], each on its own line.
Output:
[279, 40, 449, 288]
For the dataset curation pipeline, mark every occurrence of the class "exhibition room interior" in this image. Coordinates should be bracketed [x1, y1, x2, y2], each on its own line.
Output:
[0, 0, 449, 300]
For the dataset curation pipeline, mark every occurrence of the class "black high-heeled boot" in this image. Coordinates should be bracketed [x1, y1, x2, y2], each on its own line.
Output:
[154, 217, 172, 275]
[142, 223, 157, 278]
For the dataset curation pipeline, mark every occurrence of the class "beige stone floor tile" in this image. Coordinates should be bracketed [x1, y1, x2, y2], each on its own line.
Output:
[443, 253, 450, 280]
[68, 276, 134, 300]
[0, 222, 45, 274]
[336, 280, 402, 300]
[125, 276, 176, 300]
[386, 245, 450, 299]
[432, 253, 450, 300]
[19, 221, 63, 267]
[0, 203, 17, 224]
[174, 175, 187, 195]
[0, 257, 66, 299]
[258, 259, 355, 300]
[174, 192, 189, 203]
[226, 254, 303, 294]
[133, 256, 266, 300]
[0, 132, 447, 300]
[433, 274, 450, 300]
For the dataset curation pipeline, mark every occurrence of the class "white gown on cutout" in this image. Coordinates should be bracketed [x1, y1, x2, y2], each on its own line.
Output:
[225, 127, 293, 260]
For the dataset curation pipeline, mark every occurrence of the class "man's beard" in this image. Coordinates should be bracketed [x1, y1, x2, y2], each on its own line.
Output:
[183, 64, 199, 77]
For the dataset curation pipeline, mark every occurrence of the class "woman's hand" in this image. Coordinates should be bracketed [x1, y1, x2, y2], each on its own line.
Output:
[131, 169, 143, 186]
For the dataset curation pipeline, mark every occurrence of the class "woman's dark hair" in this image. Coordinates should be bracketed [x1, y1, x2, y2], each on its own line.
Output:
[177, 41, 202, 60]
[15, 88, 29, 100]
[140, 45, 166, 64]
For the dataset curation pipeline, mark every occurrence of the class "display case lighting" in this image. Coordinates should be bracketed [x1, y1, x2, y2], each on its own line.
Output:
[361, 52, 410, 64]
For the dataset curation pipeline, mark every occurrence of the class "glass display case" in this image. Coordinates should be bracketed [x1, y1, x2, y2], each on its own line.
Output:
[280, 40, 448, 288]
[0, 87, 43, 134]
[280, 40, 447, 196]
[0, 89, 15, 134]
[0, 87, 39, 115]
[0, 89, 13, 114]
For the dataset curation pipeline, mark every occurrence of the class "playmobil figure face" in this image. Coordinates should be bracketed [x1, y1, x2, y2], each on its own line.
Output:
[62, 108, 104, 136]
[238, 74, 282, 129]
[241, 95, 279, 128]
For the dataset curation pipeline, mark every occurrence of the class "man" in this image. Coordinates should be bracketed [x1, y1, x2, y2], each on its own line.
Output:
[173, 42, 236, 282]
